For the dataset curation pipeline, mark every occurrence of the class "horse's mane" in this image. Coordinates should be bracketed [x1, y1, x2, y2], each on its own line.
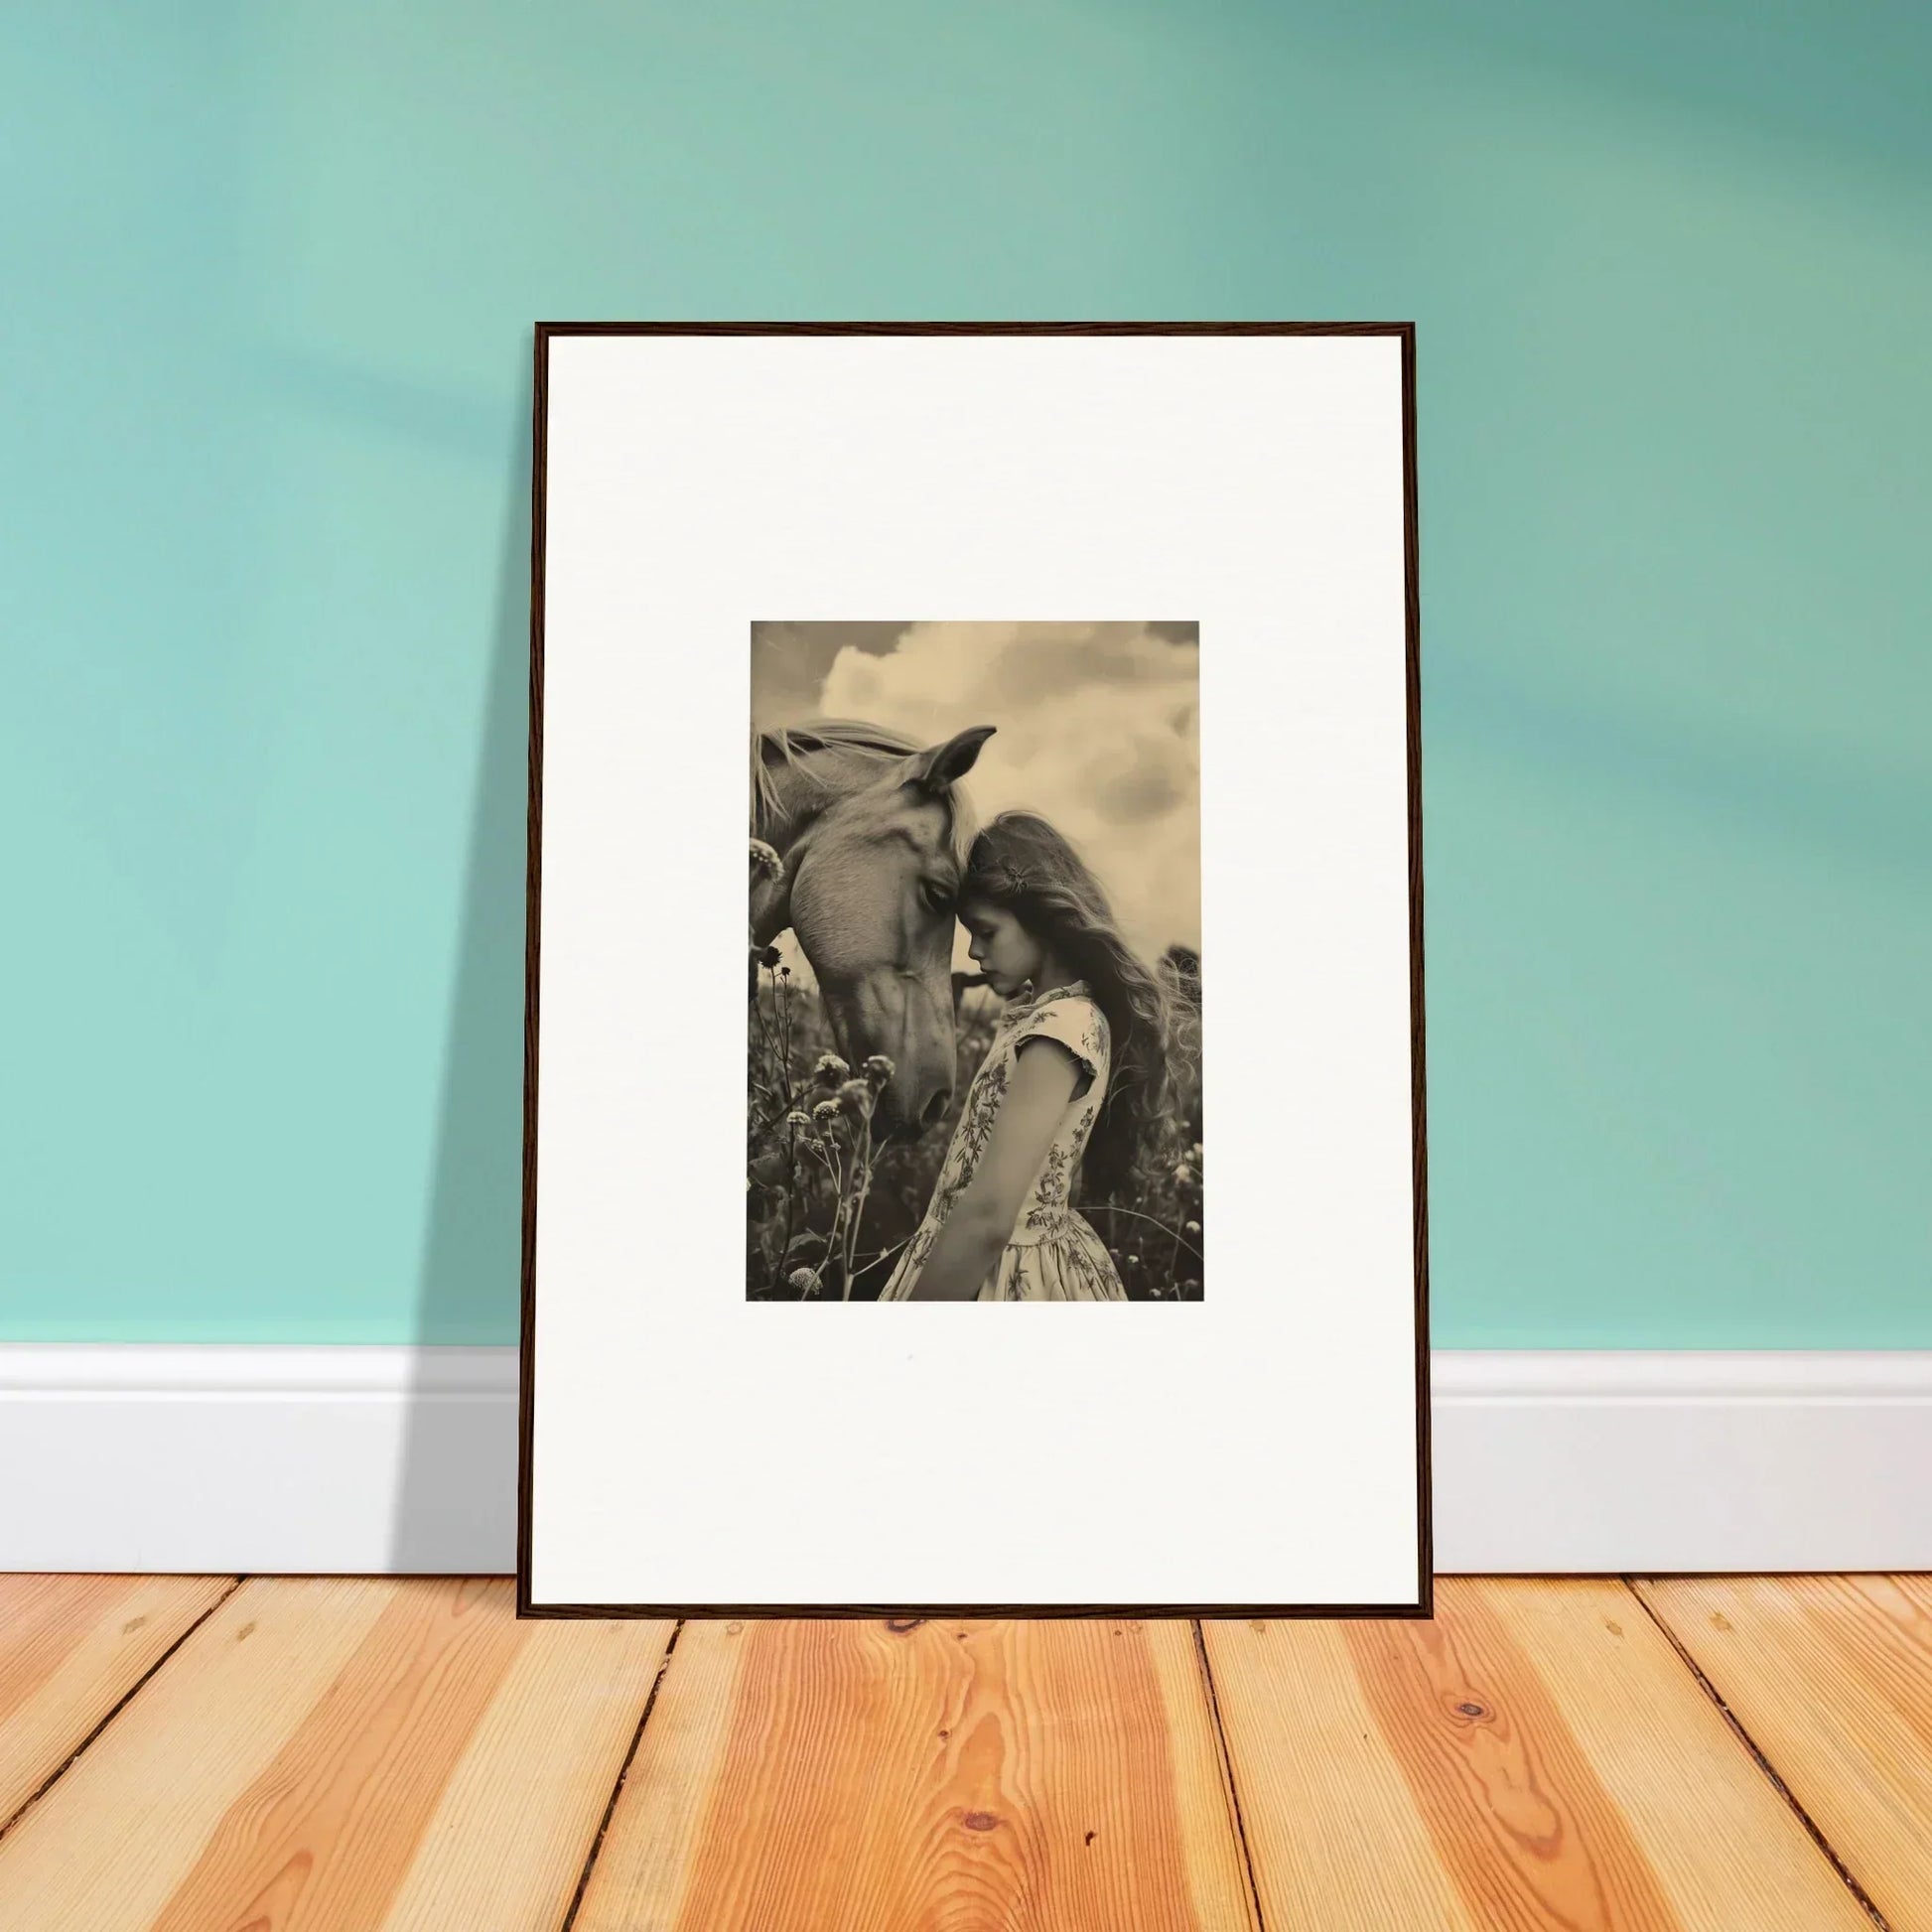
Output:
[752, 719, 980, 867]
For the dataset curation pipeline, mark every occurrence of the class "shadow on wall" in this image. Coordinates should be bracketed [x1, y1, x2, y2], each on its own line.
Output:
[388, 358, 532, 1573]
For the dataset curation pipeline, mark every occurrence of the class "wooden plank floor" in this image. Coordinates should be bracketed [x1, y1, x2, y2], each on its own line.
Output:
[1638, 1576, 1932, 1931]
[0, 1578, 1923, 1930]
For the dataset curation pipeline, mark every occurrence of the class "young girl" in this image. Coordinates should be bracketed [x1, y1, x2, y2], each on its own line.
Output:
[879, 810, 1173, 1303]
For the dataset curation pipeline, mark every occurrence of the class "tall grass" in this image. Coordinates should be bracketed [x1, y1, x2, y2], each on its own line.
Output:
[747, 947, 1203, 1301]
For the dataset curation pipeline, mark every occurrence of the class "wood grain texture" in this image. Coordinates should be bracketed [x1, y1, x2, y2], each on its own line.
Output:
[574, 1615, 1257, 1932]
[0, 1578, 672, 1931]
[0, 1574, 234, 1831]
[1638, 1573, 1932, 1928]
[1203, 1579, 1874, 1930]
[371, 1599, 675, 1932]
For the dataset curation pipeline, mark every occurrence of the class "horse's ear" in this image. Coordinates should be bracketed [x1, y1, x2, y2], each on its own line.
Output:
[906, 724, 996, 794]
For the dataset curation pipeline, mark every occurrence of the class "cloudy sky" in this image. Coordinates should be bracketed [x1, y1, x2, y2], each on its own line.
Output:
[753, 621, 1200, 966]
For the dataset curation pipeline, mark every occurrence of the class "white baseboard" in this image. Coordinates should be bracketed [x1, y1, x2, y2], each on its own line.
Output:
[1430, 1350, 1932, 1574]
[0, 1346, 515, 1577]
[3, 1346, 1928, 1577]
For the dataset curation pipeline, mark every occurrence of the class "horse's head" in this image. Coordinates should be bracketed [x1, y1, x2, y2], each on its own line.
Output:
[785, 724, 995, 1140]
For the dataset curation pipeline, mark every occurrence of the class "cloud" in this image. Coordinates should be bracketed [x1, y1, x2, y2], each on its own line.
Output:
[814, 621, 1200, 959]
[751, 621, 910, 726]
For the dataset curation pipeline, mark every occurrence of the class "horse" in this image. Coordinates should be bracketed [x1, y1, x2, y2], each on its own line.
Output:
[751, 718, 995, 1139]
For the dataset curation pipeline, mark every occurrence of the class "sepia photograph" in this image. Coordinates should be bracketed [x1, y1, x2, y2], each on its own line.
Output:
[748, 621, 1204, 1303]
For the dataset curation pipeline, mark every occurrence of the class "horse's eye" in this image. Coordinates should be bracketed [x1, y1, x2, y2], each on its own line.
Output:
[920, 880, 954, 913]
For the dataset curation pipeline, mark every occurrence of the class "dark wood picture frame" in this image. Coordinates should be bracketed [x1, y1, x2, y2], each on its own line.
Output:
[516, 322, 1431, 1620]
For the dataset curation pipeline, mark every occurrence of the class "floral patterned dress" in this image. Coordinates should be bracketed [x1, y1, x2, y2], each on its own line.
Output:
[879, 980, 1127, 1303]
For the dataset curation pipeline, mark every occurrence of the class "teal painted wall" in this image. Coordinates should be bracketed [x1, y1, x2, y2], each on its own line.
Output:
[4, 2, 1928, 1345]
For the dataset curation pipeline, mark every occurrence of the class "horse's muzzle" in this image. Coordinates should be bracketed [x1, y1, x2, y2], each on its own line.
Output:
[879, 1087, 950, 1147]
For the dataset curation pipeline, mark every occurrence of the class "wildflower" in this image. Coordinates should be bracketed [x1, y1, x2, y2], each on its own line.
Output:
[812, 1098, 842, 1124]
[1173, 1164, 1195, 1186]
[1127, 1254, 1140, 1266]
[1182, 1277, 1200, 1294]
[863, 1053, 896, 1083]
[1184, 1219, 1200, 1234]
[755, 943, 782, 970]
[784, 1109, 812, 1130]
[750, 838, 783, 879]
[1190, 1142, 1203, 1163]
[786, 1266, 817, 1294]
[813, 1052, 850, 1087]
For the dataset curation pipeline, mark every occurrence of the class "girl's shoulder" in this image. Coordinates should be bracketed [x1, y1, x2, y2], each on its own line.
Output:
[1011, 988, 1109, 1077]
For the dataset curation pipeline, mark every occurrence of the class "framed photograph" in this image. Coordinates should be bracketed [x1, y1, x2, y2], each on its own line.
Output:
[520, 323, 1429, 1617]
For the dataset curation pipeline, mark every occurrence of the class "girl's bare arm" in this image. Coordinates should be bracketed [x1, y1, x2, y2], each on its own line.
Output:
[903, 1040, 1082, 1301]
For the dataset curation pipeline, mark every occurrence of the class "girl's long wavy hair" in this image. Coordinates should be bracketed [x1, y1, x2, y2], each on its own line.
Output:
[961, 811, 1176, 1202]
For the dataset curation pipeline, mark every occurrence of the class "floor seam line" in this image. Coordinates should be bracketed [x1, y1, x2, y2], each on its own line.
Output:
[558, 1616, 684, 1932]
[0, 1575, 246, 1848]
[1191, 1618, 1269, 1932]
[1625, 1579, 1894, 1932]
